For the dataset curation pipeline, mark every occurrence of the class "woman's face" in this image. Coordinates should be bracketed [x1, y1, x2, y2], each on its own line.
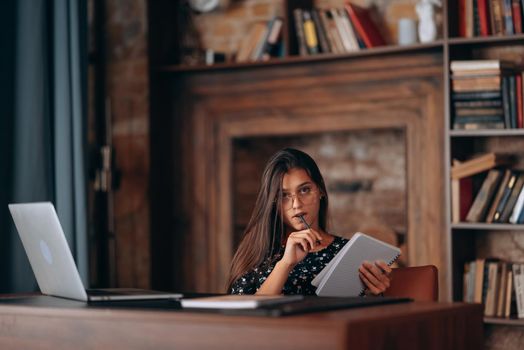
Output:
[280, 167, 322, 233]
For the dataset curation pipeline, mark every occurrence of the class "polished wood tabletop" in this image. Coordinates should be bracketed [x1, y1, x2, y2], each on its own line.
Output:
[0, 294, 483, 350]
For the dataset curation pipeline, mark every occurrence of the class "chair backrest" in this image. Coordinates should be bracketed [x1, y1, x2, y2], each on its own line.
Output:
[383, 265, 438, 302]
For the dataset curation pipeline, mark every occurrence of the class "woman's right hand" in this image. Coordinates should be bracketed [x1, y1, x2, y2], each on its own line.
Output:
[280, 228, 323, 268]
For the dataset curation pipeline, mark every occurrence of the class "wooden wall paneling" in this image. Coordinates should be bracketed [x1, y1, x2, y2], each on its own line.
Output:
[191, 103, 213, 292]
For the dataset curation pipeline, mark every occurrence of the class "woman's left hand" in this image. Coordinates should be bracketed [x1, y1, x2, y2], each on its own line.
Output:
[359, 260, 392, 296]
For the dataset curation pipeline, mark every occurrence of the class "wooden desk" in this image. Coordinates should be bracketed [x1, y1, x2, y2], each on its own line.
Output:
[0, 295, 482, 349]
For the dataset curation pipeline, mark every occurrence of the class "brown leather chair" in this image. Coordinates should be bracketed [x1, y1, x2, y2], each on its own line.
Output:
[383, 265, 439, 302]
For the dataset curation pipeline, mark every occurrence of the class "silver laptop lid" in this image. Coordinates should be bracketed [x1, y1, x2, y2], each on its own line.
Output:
[8, 202, 88, 301]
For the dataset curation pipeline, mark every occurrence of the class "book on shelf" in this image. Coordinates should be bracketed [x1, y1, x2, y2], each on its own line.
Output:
[450, 60, 524, 130]
[292, 4, 375, 56]
[504, 0, 516, 34]
[452, 91, 502, 100]
[505, 269, 514, 317]
[250, 32, 269, 62]
[459, 0, 470, 37]
[463, 259, 519, 318]
[338, 7, 361, 50]
[236, 22, 268, 62]
[517, 73, 523, 128]
[454, 99, 502, 108]
[320, 9, 344, 54]
[466, 169, 503, 222]
[330, 8, 352, 52]
[450, 152, 508, 179]
[462, 165, 524, 224]
[485, 169, 513, 223]
[302, 10, 320, 55]
[478, 0, 491, 36]
[293, 8, 308, 56]
[492, 170, 519, 222]
[260, 17, 284, 61]
[512, 264, 524, 318]
[451, 76, 502, 92]
[311, 9, 330, 54]
[344, 2, 386, 48]
[496, 262, 508, 317]
[454, 107, 504, 117]
[491, 0, 505, 35]
[499, 172, 524, 222]
[450, 60, 515, 72]
[453, 121, 506, 130]
[458, 0, 523, 37]
[509, 177, 524, 223]
[514, 0, 523, 33]
[485, 261, 501, 317]
[475, 259, 486, 303]
[451, 177, 473, 223]
[288, 1, 390, 56]
[508, 75, 517, 128]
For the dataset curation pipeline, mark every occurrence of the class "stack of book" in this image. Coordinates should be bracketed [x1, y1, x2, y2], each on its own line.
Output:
[236, 17, 284, 63]
[292, 2, 386, 57]
[458, 0, 524, 37]
[450, 152, 524, 224]
[452, 154, 492, 222]
[456, 155, 524, 224]
[463, 259, 524, 319]
[451, 60, 524, 130]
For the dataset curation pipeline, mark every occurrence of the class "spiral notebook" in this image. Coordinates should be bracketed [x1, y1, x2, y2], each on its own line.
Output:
[311, 232, 401, 297]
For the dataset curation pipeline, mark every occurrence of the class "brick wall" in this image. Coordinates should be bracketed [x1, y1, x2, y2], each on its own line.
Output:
[233, 129, 407, 265]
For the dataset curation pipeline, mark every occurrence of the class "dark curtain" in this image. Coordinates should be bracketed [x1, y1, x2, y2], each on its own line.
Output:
[0, 0, 88, 293]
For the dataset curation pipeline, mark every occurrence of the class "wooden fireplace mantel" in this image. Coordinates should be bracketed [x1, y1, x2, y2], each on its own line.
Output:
[150, 51, 446, 296]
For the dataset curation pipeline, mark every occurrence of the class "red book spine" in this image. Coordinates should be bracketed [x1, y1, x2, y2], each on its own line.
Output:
[478, 0, 491, 36]
[517, 74, 523, 128]
[512, 0, 523, 33]
[344, 2, 386, 48]
[460, 177, 474, 221]
[459, 0, 467, 37]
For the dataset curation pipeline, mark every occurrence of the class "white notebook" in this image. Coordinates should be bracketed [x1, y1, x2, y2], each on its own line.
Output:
[180, 295, 303, 309]
[312, 232, 401, 297]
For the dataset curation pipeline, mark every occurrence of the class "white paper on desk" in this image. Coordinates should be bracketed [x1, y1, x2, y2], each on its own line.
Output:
[312, 232, 401, 297]
[180, 295, 303, 309]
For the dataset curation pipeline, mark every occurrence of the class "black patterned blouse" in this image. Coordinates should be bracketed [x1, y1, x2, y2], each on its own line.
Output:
[230, 236, 349, 295]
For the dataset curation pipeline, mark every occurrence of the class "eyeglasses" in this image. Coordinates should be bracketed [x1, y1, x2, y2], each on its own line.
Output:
[278, 185, 319, 210]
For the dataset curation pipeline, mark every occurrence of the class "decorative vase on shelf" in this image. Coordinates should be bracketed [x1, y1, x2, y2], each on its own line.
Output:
[415, 0, 441, 43]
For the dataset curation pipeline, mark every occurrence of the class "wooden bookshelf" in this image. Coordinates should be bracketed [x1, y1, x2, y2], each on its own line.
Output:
[156, 41, 444, 73]
[452, 223, 524, 231]
[447, 34, 524, 46]
[444, 0, 524, 333]
[484, 317, 524, 326]
[450, 130, 524, 137]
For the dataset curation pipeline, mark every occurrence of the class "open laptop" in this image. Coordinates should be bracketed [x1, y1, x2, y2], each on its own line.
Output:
[8, 202, 182, 302]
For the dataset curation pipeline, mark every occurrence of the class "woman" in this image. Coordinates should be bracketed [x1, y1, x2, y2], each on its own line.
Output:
[227, 148, 392, 296]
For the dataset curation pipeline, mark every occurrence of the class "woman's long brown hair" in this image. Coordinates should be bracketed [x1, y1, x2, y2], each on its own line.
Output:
[226, 148, 329, 292]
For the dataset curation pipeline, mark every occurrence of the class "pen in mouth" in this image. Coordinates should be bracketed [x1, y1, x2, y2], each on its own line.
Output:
[297, 214, 311, 230]
[297, 214, 321, 245]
